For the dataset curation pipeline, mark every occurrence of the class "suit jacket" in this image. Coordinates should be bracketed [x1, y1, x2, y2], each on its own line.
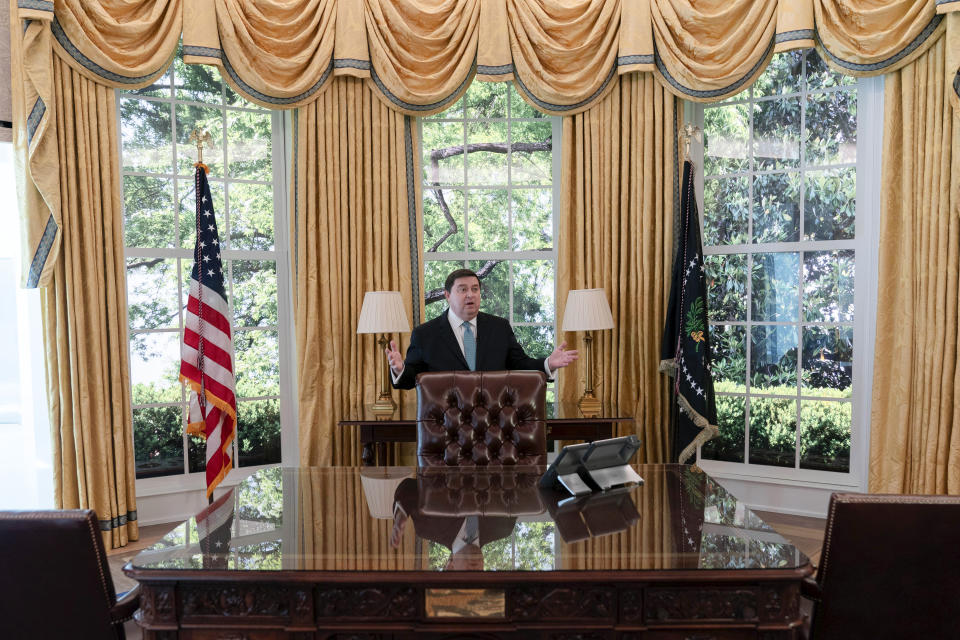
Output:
[392, 309, 547, 390]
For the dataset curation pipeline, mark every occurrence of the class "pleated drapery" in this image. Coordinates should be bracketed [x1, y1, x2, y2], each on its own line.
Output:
[869, 35, 960, 495]
[557, 74, 676, 464]
[43, 55, 138, 549]
[294, 77, 421, 467]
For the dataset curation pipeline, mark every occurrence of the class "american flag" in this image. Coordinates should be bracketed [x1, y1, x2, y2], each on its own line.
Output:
[179, 163, 237, 498]
[196, 487, 235, 569]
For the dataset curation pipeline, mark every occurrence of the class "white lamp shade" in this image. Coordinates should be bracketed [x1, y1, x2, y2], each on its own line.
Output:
[356, 291, 411, 334]
[360, 467, 413, 519]
[561, 288, 614, 331]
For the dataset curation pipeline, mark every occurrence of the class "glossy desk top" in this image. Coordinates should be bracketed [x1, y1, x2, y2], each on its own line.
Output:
[131, 464, 809, 574]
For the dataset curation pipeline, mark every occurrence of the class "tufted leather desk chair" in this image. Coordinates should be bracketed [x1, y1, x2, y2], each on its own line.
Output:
[416, 370, 547, 467]
[801, 493, 960, 639]
[0, 509, 140, 639]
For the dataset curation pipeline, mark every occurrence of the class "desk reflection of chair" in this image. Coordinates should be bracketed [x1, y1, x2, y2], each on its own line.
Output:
[415, 370, 547, 467]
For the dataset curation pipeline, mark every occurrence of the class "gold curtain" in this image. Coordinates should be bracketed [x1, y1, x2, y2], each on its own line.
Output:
[43, 55, 138, 549]
[869, 34, 960, 495]
[557, 74, 676, 464]
[294, 77, 421, 467]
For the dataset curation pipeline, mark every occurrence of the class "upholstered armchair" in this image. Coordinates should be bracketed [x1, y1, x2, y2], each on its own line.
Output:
[416, 370, 547, 467]
[0, 509, 139, 639]
[801, 493, 960, 639]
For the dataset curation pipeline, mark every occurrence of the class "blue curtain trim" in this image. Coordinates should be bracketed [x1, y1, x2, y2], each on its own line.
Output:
[51, 17, 167, 85]
[26, 97, 45, 146]
[333, 58, 371, 71]
[513, 63, 617, 112]
[182, 45, 222, 60]
[98, 511, 138, 532]
[935, 0, 959, 6]
[476, 63, 513, 76]
[775, 29, 815, 44]
[818, 14, 943, 73]
[404, 116, 421, 327]
[369, 62, 473, 113]
[17, 0, 53, 12]
[26, 214, 59, 289]
[23, 18, 31, 34]
[654, 38, 774, 100]
[617, 54, 654, 66]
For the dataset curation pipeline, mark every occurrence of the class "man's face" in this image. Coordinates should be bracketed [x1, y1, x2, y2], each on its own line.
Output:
[444, 276, 482, 321]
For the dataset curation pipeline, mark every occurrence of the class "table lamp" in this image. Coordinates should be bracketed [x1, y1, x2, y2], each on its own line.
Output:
[359, 467, 412, 519]
[357, 291, 411, 417]
[561, 288, 614, 417]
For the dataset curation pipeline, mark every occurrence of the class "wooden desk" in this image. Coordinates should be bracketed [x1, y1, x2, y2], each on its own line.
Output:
[339, 415, 632, 466]
[126, 465, 812, 639]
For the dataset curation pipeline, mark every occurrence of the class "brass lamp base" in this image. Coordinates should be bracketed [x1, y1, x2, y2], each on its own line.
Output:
[577, 393, 602, 418]
[370, 394, 397, 420]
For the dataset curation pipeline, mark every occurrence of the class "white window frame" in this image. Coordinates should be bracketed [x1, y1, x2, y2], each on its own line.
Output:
[690, 70, 883, 496]
[117, 78, 297, 499]
[418, 85, 562, 379]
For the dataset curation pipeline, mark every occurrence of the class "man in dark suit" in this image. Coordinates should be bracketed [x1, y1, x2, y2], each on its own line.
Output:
[386, 268, 578, 390]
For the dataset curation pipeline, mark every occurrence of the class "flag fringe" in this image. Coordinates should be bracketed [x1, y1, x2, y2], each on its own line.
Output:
[206, 457, 233, 499]
[179, 374, 238, 429]
[659, 358, 677, 375]
[675, 392, 719, 464]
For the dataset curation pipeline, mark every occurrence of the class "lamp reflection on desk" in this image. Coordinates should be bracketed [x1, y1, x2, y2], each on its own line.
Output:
[561, 288, 614, 417]
[357, 291, 411, 418]
[359, 467, 413, 519]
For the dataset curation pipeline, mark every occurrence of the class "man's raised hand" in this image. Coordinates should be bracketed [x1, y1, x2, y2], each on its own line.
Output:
[546, 341, 579, 370]
[385, 339, 404, 375]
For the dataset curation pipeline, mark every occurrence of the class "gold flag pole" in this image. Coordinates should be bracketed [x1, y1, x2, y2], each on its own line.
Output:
[679, 123, 702, 162]
[189, 128, 213, 168]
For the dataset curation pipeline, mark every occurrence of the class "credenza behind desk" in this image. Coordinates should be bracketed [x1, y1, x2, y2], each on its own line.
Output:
[339, 409, 633, 465]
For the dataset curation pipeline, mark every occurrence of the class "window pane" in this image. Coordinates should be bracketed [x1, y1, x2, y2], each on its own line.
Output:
[422, 121, 465, 185]
[176, 104, 224, 176]
[227, 109, 272, 181]
[754, 51, 802, 97]
[130, 332, 182, 404]
[513, 324, 553, 361]
[188, 434, 206, 474]
[467, 189, 509, 251]
[133, 406, 184, 478]
[749, 397, 796, 467]
[515, 521, 555, 570]
[703, 393, 745, 463]
[229, 182, 275, 251]
[468, 259, 508, 318]
[466, 81, 506, 119]
[804, 168, 856, 241]
[130, 68, 172, 98]
[124, 175, 174, 248]
[179, 177, 225, 249]
[705, 254, 747, 322]
[704, 104, 749, 175]
[235, 329, 279, 398]
[121, 98, 172, 173]
[510, 120, 552, 185]
[231, 260, 278, 328]
[800, 400, 851, 472]
[803, 250, 854, 322]
[751, 252, 800, 322]
[750, 325, 798, 391]
[805, 50, 854, 92]
[509, 84, 544, 119]
[805, 90, 857, 165]
[466, 121, 509, 185]
[752, 98, 801, 170]
[512, 260, 554, 323]
[511, 189, 552, 251]
[802, 326, 852, 397]
[127, 258, 180, 331]
[753, 172, 800, 243]
[174, 54, 222, 103]
[704, 177, 749, 245]
[237, 399, 281, 467]
[710, 324, 746, 386]
[424, 189, 465, 253]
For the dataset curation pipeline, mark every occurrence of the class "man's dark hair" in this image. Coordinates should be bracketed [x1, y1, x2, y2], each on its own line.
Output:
[444, 268, 480, 292]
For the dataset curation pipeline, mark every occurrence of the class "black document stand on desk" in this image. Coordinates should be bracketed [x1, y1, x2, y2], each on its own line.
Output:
[539, 434, 643, 497]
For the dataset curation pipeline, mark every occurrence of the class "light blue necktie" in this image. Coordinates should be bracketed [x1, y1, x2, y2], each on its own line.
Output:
[462, 321, 477, 371]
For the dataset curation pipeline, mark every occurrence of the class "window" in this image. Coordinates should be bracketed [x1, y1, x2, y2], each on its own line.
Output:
[695, 50, 876, 481]
[419, 82, 560, 406]
[120, 51, 291, 481]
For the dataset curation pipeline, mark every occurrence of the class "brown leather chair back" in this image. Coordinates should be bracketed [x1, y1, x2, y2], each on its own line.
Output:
[0, 509, 138, 639]
[806, 493, 960, 639]
[416, 370, 547, 466]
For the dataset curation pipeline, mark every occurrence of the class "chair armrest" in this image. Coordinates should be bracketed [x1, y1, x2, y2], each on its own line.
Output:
[111, 583, 141, 625]
[800, 575, 822, 603]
